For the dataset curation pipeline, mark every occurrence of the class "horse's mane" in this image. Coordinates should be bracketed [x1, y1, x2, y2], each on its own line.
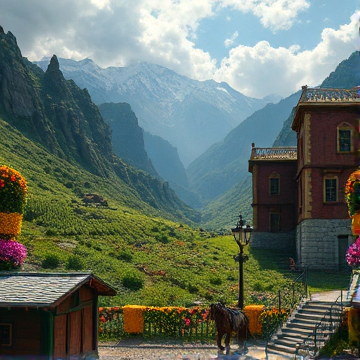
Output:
[209, 302, 248, 330]
[209, 303, 230, 320]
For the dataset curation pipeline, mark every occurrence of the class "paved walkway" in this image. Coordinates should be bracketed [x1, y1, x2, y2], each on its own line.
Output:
[98, 338, 267, 360]
[98, 291, 349, 360]
[310, 289, 346, 302]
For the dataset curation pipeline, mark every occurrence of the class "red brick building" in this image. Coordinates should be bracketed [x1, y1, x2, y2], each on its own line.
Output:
[249, 146, 297, 249]
[249, 86, 360, 269]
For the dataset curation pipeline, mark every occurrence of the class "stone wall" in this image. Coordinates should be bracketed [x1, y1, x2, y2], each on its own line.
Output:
[251, 230, 296, 251]
[296, 218, 352, 270]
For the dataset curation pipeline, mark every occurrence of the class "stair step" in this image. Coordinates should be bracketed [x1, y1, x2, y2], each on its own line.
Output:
[281, 327, 314, 336]
[276, 335, 305, 344]
[295, 312, 330, 321]
[286, 321, 324, 330]
[298, 307, 336, 315]
[272, 337, 301, 348]
[267, 342, 296, 354]
[303, 303, 342, 311]
[266, 295, 345, 358]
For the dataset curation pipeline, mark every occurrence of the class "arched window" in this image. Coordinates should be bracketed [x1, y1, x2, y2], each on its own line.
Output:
[269, 172, 280, 195]
[337, 122, 352, 153]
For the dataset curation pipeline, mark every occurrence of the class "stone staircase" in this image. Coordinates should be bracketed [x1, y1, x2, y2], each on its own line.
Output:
[266, 292, 346, 359]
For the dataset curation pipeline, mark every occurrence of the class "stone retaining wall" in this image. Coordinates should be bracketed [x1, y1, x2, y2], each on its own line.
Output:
[296, 218, 352, 270]
[250, 230, 295, 251]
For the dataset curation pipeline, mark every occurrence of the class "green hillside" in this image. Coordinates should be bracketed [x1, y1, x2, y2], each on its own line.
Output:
[0, 116, 302, 307]
[1, 110, 349, 308]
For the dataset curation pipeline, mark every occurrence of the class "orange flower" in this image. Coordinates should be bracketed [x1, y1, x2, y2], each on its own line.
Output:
[0, 212, 23, 236]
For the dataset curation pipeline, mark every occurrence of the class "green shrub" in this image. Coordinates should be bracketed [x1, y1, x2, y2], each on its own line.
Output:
[156, 234, 169, 244]
[122, 272, 144, 291]
[66, 255, 84, 270]
[42, 254, 60, 269]
[187, 284, 199, 294]
[253, 282, 265, 291]
[45, 229, 58, 236]
[116, 250, 133, 262]
[209, 277, 222, 286]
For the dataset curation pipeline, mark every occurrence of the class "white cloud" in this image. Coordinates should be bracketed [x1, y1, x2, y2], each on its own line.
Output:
[225, 31, 239, 48]
[214, 13, 360, 98]
[219, 0, 310, 32]
[0, 0, 358, 99]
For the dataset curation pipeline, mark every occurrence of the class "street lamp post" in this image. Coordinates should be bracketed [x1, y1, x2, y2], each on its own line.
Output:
[231, 214, 253, 309]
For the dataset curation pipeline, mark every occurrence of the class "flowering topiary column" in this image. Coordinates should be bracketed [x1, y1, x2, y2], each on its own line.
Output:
[345, 170, 360, 235]
[0, 165, 27, 270]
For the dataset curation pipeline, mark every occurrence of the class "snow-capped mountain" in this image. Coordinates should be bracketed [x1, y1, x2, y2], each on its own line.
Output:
[35, 58, 280, 166]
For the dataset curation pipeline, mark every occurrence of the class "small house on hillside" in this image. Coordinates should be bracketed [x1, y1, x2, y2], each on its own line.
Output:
[0, 272, 116, 359]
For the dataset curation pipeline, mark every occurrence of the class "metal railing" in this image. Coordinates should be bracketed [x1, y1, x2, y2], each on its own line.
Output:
[99, 309, 125, 340]
[296, 293, 345, 358]
[250, 147, 297, 161]
[143, 317, 216, 340]
[98, 307, 216, 341]
[277, 265, 309, 312]
[263, 267, 309, 347]
[299, 88, 360, 103]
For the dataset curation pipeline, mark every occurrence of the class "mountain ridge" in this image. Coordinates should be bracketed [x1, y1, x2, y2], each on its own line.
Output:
[0, 27, 199, 224]
[35, 57, 279, 166]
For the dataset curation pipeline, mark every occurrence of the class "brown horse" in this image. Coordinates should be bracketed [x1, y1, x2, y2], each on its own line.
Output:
[209, 302, 249, 353]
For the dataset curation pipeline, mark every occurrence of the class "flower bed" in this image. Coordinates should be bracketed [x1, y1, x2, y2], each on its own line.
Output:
[98, 305, 295, 341]
[98, 307, 124, 339]
[98, 305, 214, 341]
[258, 307, 289, 340]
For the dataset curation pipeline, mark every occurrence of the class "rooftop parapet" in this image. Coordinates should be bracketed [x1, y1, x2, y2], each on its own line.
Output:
[250, 147, 297, 161]
[299, 85, 360, 103]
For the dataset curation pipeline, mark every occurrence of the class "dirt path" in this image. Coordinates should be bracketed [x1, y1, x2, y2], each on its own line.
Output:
[98, 338, 267, 359]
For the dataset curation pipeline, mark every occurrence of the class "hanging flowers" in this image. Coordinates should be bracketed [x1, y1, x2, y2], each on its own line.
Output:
[0, 239, 27, 269]
[345, 170, 360, 217]
[346, 236, 360, 267]
[0, 165, 28, 270]
[0, 165, 27, 239]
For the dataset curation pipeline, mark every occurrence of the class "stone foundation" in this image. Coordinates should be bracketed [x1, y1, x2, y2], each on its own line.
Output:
[296, 218, 352, 270]
[250, 230, 296, 251]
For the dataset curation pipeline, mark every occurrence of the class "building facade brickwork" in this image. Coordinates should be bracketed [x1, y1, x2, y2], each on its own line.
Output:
[249, 87, 360, 269]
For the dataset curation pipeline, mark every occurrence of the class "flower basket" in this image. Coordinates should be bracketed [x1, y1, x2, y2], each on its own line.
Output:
[243, 304, 264, 335]
[346, 237, 360, 267]
[345, 170, 360, 218]
[0, 239, 27, 268]
[123, 305, 146, 334]
[0, 165, 27, 239]
[353, 213, 360, 235]
[0, 212, 23, 237]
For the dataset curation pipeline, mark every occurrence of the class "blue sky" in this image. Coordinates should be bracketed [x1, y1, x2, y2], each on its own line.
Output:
[0, 0, 359, 99]
[196, 1, 356, 60]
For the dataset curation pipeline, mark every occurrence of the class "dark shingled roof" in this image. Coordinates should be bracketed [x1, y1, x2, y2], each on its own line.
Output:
[0, 272, 116, 307]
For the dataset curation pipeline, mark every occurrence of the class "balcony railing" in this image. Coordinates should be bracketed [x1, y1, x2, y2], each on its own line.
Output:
[250, 147, 297, 161]
[299, 87, 360, 103]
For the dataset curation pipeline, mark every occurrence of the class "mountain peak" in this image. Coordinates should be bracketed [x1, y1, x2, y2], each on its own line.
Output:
[46, 55, 60, 73]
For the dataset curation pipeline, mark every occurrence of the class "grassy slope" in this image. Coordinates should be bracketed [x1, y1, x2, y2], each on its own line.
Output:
[1, 117, 350, 307]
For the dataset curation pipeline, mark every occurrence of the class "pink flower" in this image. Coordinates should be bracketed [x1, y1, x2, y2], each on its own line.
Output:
[184, 318, 190, 326]
[346, 236, 360, 267]
[0, 239, 27, 267]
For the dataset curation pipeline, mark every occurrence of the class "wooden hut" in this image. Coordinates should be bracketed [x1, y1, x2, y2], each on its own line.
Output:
[0, 272, 116, 359]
